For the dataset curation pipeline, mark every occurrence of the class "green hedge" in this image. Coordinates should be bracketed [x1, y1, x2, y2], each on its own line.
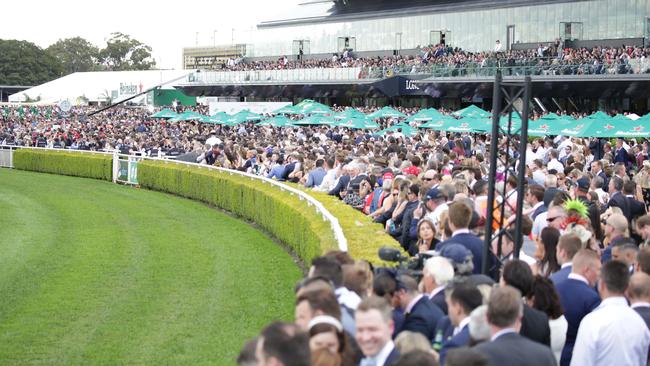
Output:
[13, 149, 112, 181]
[137, 161, 337, 265]
[289, 184, 404, 264]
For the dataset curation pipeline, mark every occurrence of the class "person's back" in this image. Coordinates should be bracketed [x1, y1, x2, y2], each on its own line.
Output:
[571, 260, 650, 366]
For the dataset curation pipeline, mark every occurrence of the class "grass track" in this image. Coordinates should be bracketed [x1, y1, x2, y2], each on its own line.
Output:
[0, 169, 302, 365]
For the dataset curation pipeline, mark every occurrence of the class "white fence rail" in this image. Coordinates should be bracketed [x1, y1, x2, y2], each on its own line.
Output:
[0, 145, 348, 252]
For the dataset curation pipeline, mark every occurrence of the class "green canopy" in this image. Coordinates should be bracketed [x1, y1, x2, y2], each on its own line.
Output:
[611, 114, 632, 122]
[571, 118, 650, 138]
[377, 123, 418, 137]
[258, 115, 294, 127]
[302, 104, 334, 115]
[585, 111, 612, 122]
[293, 115, 335, 126]
[368, 106, 407, 120]
[172, 110, 206, 122]
[334, 108, 367, 120]
[608, 122, 650, 138]
[272, 105, 299, 115]
[419, 116, 457, 131]
[211, 111, 228, 119]
[407, 108, 445, 123]
[335, 116, 380, 129]
[452, 105, 491, 118]
[233, 109, 263, 121]
[150, 108, 179, 118]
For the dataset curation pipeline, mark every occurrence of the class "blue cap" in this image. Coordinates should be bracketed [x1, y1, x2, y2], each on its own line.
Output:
[439, 244, 472, 265]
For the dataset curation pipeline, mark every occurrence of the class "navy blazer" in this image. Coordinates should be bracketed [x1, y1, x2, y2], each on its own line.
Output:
[399, 296, 444, 341]
[437, 233, 486, 275]
[635, 305, 650, 330]
[550, 265, 571, 286]
[608, 191, 632, 221]
[521, 304, 551, 346]
[439, 325, 471, 365]
[328, 174, 350, 198]
[383, 347, 400, 366]
[433, 316, 453, 352]
[431, 290, 448, 315]
[474, 332, 557, 366]
[555, 278, 601, 366]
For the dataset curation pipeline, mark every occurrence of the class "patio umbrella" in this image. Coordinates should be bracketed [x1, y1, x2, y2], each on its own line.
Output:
[377, 123, 418, 137]
[272, 105, 299, 115]
[258, 115, 295, 127]
[406, 108, 445, 123]
[233, 109, 264, 121]
[293, 115, 335, 126]
[334, 108, 367, 120]
[368, 106, 407, 120]
[335, 116, 380, 129]
[452, 105, 491, 118]
[150, 108, 178, 118]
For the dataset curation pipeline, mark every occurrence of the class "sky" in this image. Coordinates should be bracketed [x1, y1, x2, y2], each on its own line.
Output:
[0, 0, 301, 70]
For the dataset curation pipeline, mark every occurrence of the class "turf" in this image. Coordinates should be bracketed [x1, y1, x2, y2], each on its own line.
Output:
[0, 169, 302, 365]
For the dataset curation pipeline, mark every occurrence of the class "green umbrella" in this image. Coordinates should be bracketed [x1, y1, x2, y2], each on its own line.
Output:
[335, 116, 380, 129]
[368, 106, 407, 120]
[302, 104, 334, 115]
[258, 115, 294, 127]
[377, 123, 418, 137]
[272, 105, 299, 115]
[211, 111, 228, 119]
[334, 108, 367, 120]
[611, 114, 632, 122]
[585, 111, 612, 121]
[407, 108, 445, 123]
[608, 122, 650, 138]
[293, 115, 335, 126]
[150, 108, 179, 118]
[452, 105, 491, 118]
[570, 117, 619, 137]
[419, 116, 457, 131]
[174, 110, 206, 121]
[233, 109, 263, 121]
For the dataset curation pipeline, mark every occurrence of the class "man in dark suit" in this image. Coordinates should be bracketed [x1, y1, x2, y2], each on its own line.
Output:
[527, 184, 547, 221]
[629, 272, 650, 329]
[473, 286, 557, 366]
[550, 233, 582, 286]
[437, 202, 489, 276]
[623, 180, 646, 221]
[555, 249, 602, 366]
[356, 296, 400, 366]
[422, 256, 455, 315]
[590, 159, 609, 192]
[439, 284, 483, 365]
[395, 275, 444, 341]
[500, 259, 551, 347]
[614, 138, 631, 166]
[608, 176, 632, 221]
[602, 213, 630, 263]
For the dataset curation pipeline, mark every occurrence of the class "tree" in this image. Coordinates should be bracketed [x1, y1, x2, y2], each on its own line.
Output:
[100, 32, 155, 71]
[0, 39, 63, 85]
[46, 37, 100, 75]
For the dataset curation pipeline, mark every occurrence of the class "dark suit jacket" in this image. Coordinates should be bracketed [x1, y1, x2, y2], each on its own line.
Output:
[550, 265, 571, 286]
[608, 191, 632, 221]
[439, 325, 471, 365]
[437, 233, 486, 276]
[383, 347, 400, 366]
[614, 147, 630, 165]
[473, 332, 557, 366]
[399, 296, 444, 341]
[597, 171, 609, 192]
[635, 305, 650, 330]
[328, 174, 350, 198]
[555, 278, 601, 366]
[628, 197, 646, 220]
[521, 304, 551, 346]
[431, 290, 448, 315]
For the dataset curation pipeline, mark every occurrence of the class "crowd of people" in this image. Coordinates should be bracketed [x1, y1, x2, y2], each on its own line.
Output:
[220, 44, 650, 76]
[3, 103, 650, 365]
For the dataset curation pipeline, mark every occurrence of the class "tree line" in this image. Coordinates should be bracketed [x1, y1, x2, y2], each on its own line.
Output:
[0, 33, 156, 86]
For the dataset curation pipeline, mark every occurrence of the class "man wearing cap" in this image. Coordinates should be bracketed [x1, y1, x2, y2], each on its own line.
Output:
[423, 188, 448, 229]
[198, 144, 224, 166]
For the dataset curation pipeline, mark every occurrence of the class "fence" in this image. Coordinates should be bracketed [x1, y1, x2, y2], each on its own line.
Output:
[0, 145, 348, 252]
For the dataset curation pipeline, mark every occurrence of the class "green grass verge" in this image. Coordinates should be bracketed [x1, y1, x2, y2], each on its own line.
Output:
[14, 149, 112, 181]
[0, 169, 302, 365]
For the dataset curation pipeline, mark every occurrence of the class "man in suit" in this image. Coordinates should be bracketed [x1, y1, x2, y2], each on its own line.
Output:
[555, 249, 602, 366]
[590, 160, 609, 193]
[614, 138, 631, 166]
[437, 202, 488, 275]
[551, 233, 583, 286]
[608, 176, 632, 220]
[500, 259, 551, 346]
[439, 284, 484, 365]
[623, 180, 646, 221]
[527, 184, 547, 221]
[571, 260, 650, 365]
[356, 296, 400, 366]
[422, 256, 455, 315]
[601, 213, 629, 263]
[473, 286, 557, 366]
[629, 272, 650, 326]
[395, 275, 444, 341]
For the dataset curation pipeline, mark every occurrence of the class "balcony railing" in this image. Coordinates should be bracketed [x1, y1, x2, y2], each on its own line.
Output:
[183, 67, 367, 84]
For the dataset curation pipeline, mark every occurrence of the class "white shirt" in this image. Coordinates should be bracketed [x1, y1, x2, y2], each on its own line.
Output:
[550, 315, 568, 365]
[366, 340, 395, 366]
[530, 202, 544, 219]
[425, 203, 448, 228]
[428, 285, 445, 300]
[454, 316, 472, 336]
[571, 296, 650, 366]
[547, 158, 564, 173]
[532, 211, 549, 238]
[567, 272, 589, 285]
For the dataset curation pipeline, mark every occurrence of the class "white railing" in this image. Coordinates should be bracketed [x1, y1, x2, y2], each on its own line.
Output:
[0, 145, 348, 252]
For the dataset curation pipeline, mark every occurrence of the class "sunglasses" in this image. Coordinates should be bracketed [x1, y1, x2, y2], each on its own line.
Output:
[547, 216, 560, 223]
[422, 177, 434, 181]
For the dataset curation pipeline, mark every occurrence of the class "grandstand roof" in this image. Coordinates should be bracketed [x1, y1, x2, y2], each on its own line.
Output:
[8, 70, 192, 105]
[259, 0, 585, 27]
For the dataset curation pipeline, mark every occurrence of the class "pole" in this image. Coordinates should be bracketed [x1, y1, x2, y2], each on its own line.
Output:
[513, 76, 532, 258]
[482, 71, 502, 274]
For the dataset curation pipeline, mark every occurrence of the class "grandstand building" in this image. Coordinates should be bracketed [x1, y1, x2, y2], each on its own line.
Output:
[176, 0, 650, 113]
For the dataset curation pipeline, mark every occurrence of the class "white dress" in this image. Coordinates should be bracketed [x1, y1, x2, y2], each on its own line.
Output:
[549, 315, 568, 364]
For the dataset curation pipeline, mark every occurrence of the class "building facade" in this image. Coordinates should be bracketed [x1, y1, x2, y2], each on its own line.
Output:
[231, 0, 650, 58]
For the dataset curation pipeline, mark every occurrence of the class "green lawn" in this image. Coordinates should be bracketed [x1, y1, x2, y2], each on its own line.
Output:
[0, 169, 302, 365]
